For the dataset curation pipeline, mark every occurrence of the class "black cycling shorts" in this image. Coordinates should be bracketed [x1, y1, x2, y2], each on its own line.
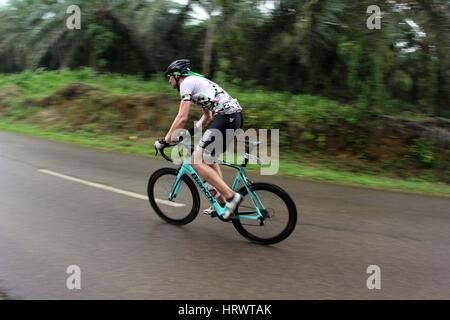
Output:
[198, 112, 243, 157]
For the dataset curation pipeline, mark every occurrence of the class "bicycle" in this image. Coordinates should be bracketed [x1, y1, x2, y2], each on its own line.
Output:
[147, 139, 298, 245]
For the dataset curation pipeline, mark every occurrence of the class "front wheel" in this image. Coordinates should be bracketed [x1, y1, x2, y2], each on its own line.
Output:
[232, 183, 298, 245]
[147, 168, 200, 225]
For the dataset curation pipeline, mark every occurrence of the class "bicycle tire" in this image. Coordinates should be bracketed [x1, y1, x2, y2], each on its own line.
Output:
[147, 168, 200, 225]
[232, 182, 298, 245]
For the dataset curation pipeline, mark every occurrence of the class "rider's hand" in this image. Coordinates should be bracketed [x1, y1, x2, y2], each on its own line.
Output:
[154, 139, 168, 150]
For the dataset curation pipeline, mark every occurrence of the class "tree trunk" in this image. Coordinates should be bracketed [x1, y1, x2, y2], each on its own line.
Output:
[202, 15, 215, 76]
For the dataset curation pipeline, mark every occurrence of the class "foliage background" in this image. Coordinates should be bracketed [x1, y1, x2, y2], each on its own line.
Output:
[0, 0, 449, 186]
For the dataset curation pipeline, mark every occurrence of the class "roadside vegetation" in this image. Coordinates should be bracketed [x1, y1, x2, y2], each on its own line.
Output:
[1, 69, 449, 197]
[1, 1, 449, 196]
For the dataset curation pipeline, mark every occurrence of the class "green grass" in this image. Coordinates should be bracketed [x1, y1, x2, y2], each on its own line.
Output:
[0, 67, 173, 98]
[1, 119, 449, 198]
[1, 68, 449, 196]
[278, 160, 450, 196]
[0, 120, 154, 155]
[0, 68, 357, 126]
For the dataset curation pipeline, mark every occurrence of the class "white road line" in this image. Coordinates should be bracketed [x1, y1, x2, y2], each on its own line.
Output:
[38, 169, 185, 208]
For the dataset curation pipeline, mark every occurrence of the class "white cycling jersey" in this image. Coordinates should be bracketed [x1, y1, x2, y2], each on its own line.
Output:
[179, 76, 242, 116]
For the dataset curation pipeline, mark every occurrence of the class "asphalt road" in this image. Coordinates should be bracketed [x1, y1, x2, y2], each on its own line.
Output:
[1, 131, 449, 299]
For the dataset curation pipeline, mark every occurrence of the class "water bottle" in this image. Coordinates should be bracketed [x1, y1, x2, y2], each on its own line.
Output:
[204, 182, 220, 198]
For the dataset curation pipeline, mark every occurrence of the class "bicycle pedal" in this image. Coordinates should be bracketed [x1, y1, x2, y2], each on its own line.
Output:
[203, 210, 218, 218]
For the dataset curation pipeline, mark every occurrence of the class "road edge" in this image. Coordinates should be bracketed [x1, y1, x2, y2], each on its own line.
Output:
[1, 124, 449, 199]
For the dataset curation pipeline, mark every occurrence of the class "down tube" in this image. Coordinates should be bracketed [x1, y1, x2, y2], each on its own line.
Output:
[168, 167, 187, 200]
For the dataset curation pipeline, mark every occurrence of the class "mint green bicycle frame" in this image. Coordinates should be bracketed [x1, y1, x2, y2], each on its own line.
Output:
[168, 158, 266, 220]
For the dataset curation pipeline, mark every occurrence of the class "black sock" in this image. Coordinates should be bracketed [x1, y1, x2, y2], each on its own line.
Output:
[226, 195, 235, 202]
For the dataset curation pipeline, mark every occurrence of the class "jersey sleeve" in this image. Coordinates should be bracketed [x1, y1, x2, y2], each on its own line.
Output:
[179, 78, 194, 102]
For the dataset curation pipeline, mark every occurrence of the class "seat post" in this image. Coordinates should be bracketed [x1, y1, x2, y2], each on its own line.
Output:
[239, 138, 261, 167]
[241, 137, 250, 167]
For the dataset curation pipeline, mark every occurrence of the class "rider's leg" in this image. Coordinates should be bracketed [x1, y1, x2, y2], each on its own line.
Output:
[209, 162, 223, 178]
[195, 112, 243, 218]
[191, 149, 234, 200]
[207, 162, 226, 202]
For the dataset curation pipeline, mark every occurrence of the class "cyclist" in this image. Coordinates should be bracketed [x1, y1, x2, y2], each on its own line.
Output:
[154, 59, 243, 219]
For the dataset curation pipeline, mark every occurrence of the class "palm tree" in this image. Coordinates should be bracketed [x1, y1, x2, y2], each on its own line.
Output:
[412, 0, 450, 115]
[186, 0, 220, 76]
[0, 0, 193, 74]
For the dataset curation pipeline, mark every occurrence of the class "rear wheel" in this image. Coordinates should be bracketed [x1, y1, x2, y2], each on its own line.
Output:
[232, 183, 298, 245]
[147, 168, 200, 225]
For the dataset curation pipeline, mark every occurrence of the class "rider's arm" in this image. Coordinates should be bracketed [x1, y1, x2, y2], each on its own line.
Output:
[197, 108, 213, 129]
[164, 100, 191, 144]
